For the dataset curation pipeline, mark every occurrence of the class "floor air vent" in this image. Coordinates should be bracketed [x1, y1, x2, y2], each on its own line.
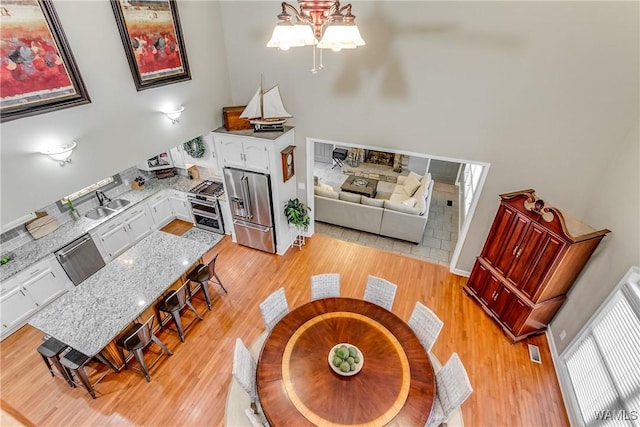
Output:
[528, 344, 542, 364]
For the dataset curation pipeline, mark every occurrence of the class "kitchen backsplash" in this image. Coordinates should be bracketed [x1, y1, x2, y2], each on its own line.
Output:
[0, 166, 155, 253]
[0, 162, 217, 254]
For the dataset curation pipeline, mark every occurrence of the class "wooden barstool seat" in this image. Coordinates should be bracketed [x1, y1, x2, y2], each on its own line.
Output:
[60, 348, 119, 399]
[37, 335, 74, 387]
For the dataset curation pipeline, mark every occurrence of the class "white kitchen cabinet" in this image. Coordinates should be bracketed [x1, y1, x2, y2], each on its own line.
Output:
[1, 255, 71, 340]
[148, 191, 173, 227]
[170, 145, 186, 169]
[123, 205, 153, 242]
[96, 219, 130, 259]
[216, 136, 270, 173]
[1, 286, 36, 334]
[94, 205, 153, 260]
[168, 191, 192, 222]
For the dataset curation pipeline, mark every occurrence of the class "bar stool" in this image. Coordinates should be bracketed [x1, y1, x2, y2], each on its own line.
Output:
[116, 315, 172, 382]
[60, 348, 119, 399]
[37, 335, 74, 387]
[186, 254, 227, 310]
[156, 281, 203, 342]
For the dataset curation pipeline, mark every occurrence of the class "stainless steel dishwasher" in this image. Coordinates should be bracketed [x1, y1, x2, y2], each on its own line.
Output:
[55, 234, 105, 286]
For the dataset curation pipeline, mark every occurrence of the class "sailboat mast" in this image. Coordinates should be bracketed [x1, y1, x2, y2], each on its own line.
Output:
[259, 75, 264, 120]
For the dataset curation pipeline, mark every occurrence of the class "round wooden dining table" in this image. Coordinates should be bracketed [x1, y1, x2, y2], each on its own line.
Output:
[256, 297, 436, 426]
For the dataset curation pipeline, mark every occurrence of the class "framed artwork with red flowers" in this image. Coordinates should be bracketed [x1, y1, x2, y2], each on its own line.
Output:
[111, 0, 190, 91]
[0, 0, 91, 123]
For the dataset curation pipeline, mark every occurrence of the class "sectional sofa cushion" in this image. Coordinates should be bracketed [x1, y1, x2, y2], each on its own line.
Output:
[384, 199, 421, 215]
[314, 185, 339, 199]
[362, 195, 384, 207]
[339, 191, 362, 203]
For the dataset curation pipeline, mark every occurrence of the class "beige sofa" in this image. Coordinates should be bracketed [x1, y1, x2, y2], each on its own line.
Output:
[314, 173, 434, 243]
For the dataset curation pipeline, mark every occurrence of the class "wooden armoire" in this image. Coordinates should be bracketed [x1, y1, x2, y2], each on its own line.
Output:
[463, 189, 610, 342]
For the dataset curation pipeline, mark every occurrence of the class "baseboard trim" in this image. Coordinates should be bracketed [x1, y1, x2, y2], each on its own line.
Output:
[546, 329, 573, 424]
[450, 267, 470, 277]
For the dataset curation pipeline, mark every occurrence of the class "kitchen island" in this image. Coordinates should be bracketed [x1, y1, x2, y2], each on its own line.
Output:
[29, 231, 210, 357]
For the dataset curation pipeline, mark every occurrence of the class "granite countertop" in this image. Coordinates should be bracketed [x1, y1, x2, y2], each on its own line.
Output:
[0, 176, 203, 282]
[29, 231, 210, 356]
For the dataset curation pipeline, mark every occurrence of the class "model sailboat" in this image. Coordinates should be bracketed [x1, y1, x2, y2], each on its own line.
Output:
[240, 82, 292, 132]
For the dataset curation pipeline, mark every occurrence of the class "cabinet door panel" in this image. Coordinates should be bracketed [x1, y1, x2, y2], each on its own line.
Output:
[478, 273, 502, 308]
[493, 215, 529, 276]
[22, 269, 62, 307]
[501, 297, 528, 333]
[467, 261, 490, 297]
[491, 285, 513, 319]
[519, 234, 566, 301]
[243, 141, 269, 172]
[127, 209, 153, 242]
[0, 287, 35, 330]
[221, 140, 244, 168]
[482, 205, 518, 266]
[100, 224, 129, 258]
[506, 223, 548, 286]
[149, 197, 173, 227]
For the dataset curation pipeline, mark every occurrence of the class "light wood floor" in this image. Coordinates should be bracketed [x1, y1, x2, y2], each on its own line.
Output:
[0, 224, 569, 426]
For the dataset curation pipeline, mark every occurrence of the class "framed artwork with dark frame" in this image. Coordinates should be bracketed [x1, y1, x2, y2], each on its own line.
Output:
[111, 0, 191, 91]
[0, 0, 91, 123]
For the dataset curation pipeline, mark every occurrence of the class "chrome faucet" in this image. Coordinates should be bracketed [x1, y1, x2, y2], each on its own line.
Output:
[95, 190, 111, 206]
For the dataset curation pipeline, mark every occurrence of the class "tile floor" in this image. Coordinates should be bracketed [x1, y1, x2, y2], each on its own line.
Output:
[312, 162, 459, 266]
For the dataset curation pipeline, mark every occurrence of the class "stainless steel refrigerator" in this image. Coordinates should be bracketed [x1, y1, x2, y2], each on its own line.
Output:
[224, 167, 276, 253]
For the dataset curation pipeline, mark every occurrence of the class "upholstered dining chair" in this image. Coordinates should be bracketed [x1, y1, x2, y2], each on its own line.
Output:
[310, 273, 341, 300]
[233, 338, 258, 413]
[428, 352, 473, 427]
[408, 301, 444, 354]
[259, 288, 289, 332]
[363, 275, 398, 311]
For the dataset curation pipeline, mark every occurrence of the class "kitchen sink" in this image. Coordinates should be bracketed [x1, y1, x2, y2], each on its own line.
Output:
[105, 198, 131, 210]
[85, 206, 116, 220]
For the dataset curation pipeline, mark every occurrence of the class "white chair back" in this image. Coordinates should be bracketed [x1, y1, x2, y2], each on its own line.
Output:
[408, 301, 444, 354]
[232, 338, 257, 403]
[434, 353, 473, 422]
[311, 273, 341, 300]
[363, 275, 397, 311]
[259, 287, 289, 331]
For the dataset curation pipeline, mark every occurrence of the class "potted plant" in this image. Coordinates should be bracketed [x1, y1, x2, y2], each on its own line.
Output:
[284, 198, 311, 249]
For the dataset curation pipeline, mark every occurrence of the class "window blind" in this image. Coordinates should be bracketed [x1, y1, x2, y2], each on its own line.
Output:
[563, 274, 640, 426]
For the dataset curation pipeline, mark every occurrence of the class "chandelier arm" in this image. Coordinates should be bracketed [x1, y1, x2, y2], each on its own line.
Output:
[281, 1, 312, 24]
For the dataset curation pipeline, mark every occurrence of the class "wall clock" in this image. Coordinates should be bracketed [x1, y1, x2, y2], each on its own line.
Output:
[281, 145, 295, 182]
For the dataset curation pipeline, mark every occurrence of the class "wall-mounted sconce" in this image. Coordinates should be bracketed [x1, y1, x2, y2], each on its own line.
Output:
[41, 141, 77, 166]
[163, 106, 184, 124]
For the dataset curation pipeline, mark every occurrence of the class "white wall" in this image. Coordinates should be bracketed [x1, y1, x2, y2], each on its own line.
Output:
[1, 0, 232, 225]
[219, 1, 639, 346]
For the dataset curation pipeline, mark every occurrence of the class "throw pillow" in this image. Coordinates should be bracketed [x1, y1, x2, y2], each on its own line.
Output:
[315, 186, 339, 199]
[319, 182, 334, 191]
[402, 174, 421, 196]
[408, 170, 424, 183]
[339, 191, 362, 203]
[362, 196, 384, 207]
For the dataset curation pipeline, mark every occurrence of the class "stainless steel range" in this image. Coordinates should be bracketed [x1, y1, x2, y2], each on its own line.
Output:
[187, 180, 224, 234]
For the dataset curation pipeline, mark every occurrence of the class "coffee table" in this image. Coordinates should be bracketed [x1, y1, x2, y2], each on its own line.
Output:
[341, 175, 378, 198]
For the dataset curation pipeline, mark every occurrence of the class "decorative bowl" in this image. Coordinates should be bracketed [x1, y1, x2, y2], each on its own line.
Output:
[353, 179, 368, 186]
[328, 343, 364, 376]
